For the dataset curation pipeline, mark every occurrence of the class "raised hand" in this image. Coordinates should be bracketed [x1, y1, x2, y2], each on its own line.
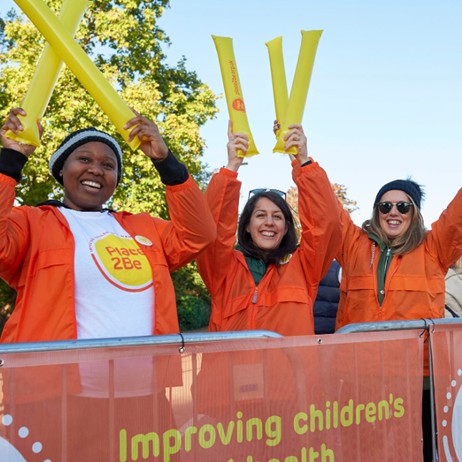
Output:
[284, 124, 308, 165]
[0, 108, 43, 158]
[125, 109, 169, 161]
[226, 120, 246, 172]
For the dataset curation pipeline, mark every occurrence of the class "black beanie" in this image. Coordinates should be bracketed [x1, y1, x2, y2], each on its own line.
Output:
[48, 128, 123, 186]
[374, 179, 424, 210]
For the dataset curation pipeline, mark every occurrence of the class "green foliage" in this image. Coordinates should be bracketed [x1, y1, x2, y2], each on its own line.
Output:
[0, 0, 218, 333]
[172, 261, 211, 331]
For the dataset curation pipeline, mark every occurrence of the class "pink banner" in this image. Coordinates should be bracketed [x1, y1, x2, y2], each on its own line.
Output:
[0, 332, 423, 461]
[431, 324, 462, 461]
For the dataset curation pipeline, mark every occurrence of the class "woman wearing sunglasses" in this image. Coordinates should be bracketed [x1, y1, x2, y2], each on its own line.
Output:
[335, 178, 462, 329]
[335, 178, 462, 461]
[196, 121, 342, 335]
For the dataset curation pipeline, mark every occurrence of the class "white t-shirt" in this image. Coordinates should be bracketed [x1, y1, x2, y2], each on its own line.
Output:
[59, 207, 156, 397]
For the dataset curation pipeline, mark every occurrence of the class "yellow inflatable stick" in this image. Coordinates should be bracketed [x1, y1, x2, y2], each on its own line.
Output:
[273, 30, 323, 155]
[212, 35, 258, 157]
[13, 0, 140, 150]
[6, 0, 90, 147]
[265, 36, 288, 139]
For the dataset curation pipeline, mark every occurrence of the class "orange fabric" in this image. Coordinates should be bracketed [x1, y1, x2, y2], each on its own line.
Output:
[335, 189, 462, 374]
[431, 324, 461, 459]
[196, 161, 343, 336]
[0, 173, 216, 343]
[0, 333, 424, 461]
[335, 188, 462, 330]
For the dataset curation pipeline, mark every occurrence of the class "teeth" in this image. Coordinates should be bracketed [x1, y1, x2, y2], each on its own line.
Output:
[82, 181, 101, 189]
[388, 221, 400, 225]
[262, 231, 275, 237]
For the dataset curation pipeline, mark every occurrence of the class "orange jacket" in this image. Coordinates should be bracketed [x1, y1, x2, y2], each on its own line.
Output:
[335, 188, 462, 330]
[196, 161, 343, 336]
[0, 173, 216, 343]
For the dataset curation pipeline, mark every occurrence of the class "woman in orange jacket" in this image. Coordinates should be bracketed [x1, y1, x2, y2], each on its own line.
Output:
[335, 175, 462, 461]
[336, 180, 462, 330]
[0, 107, 215, 461]
[196, 121, 342, 336]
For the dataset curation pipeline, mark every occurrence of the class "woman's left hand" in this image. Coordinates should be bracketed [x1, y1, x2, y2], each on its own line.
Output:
[284, 124, 308, 165]
[125, 109, 169, 161]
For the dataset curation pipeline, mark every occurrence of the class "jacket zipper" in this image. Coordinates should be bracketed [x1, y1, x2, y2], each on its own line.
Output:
[384, 247, 391, 269]
[252, 287, 258, 303]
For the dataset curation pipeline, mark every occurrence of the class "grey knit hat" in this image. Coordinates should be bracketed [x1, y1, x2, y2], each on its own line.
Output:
[48, 128, 123, 186]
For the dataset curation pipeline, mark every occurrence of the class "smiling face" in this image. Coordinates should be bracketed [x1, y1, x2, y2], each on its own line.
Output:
[378, 190, 413, 239]
[246, 197, 288, 252]
[62, 141, 118, 211]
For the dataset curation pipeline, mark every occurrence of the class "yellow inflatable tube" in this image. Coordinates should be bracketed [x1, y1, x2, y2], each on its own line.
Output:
[6, 0, 90, 147]
[273, 30, 323, 155]
[265, 36, 288, 139]
[212, 35, 258, 157]
[13, 0, 140, 150]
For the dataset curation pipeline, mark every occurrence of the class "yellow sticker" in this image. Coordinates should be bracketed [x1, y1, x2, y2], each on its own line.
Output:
[91, 233, 153, 292]
[134, 235, 153, 246]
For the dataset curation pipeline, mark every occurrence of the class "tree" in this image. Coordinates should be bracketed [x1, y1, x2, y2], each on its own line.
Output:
[287, 182, 358, 240]
[0, 0, 218, 332]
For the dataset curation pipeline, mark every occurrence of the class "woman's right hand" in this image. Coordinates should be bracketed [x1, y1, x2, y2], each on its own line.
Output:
[226, 120, 247, 172]
[0, 108, 43, 158]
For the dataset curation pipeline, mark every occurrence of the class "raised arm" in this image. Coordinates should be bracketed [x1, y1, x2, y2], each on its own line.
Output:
[0, 108, 43, 284]
[195, 121, 248, 295]
[279, 122, 343, 287]
[426, 188, 462, 270]
[124, 111, 216, 271]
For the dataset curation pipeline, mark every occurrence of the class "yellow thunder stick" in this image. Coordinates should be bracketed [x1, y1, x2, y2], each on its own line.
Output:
[272, 30, 323, 155]
[13, 0, 140, 150]
[6, 0, 91, 147]
[265, 36, 288, 139]
[212, 35, 258, 157]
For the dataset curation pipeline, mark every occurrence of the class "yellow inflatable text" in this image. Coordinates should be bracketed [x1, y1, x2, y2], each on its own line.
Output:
[6, 0, 90, 147]
[212, 35, 258, 157]
[13, 0, 140, 150]
[265, 36, 288, 139]
[271, 30, 323, 155]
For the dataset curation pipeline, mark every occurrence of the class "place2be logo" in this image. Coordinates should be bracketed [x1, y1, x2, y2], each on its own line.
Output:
[439, 368, 462, 461]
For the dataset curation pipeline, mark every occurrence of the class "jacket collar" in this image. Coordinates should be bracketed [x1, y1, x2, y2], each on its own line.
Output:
[35, 199, 115, 213]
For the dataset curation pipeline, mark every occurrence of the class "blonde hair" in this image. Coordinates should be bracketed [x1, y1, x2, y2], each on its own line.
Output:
[362, 194, 427, 256]
[451, 256, 462, 271]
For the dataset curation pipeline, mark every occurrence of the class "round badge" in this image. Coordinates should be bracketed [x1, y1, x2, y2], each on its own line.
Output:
[135, 235, 153, 246]
[279, 253, 292, 265]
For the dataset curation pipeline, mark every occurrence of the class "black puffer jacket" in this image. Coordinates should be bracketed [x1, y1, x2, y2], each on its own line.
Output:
[313, 260, 341, 335]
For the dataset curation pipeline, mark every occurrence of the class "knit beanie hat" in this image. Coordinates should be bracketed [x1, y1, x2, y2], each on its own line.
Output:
[374, 179, 424, 210]
[48, 128, 123, 186]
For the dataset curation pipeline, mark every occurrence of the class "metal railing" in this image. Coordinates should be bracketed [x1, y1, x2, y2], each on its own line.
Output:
[0, 330, 282, 356]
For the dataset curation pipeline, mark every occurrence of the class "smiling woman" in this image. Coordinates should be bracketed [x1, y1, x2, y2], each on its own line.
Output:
[0, 106, 217, 460]
[195, 120, 342, 335]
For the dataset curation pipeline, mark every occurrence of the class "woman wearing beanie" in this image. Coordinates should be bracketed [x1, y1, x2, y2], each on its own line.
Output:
[335, 175, 462, 461]
[335, 178, 462, 330]
[0, 107, 215, 460]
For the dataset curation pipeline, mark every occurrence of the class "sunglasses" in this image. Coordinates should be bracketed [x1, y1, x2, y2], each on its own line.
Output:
[249, 188, 287, 200]
[377, 201, 414, 215]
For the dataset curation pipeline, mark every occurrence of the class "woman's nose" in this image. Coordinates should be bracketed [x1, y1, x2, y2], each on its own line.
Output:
[87, 163, 103, 175]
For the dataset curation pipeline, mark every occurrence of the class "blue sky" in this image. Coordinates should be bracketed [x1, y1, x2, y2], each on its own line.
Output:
[1, 0, 461, 226]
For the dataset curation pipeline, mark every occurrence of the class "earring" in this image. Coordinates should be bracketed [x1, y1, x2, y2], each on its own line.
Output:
[59, 170, 63, 176]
